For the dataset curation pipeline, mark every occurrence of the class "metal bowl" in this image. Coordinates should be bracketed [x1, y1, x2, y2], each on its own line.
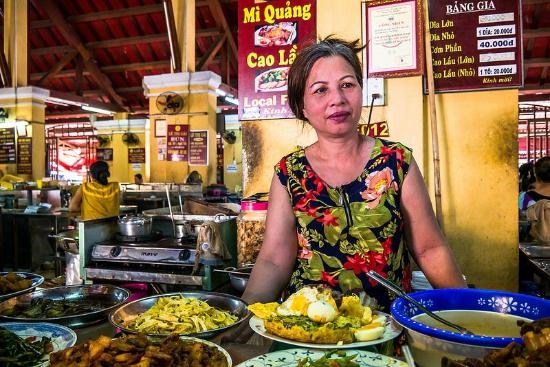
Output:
[228, 266, 253, 293]
[0, 284, 130, 328]
[0, 272, 45, 301]
[109, 291, 250, 339]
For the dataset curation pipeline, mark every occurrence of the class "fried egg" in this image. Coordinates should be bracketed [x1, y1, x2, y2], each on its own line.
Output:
[277, 286, 320, 316]
[276, 286, 337, 318]
[307, 299, 338, 323]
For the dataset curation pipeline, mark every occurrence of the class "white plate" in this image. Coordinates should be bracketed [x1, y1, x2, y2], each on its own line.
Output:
[0, 321, 77, 366]
[249, 312, 402, 349]
[254, 22, 297, 47]
[254, 67, 290, 92]
[235, 348, 408, 367]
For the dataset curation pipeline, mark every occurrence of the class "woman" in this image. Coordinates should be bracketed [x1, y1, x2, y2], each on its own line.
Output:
[69, 160, 120, 220]
[223, 36, 465, 344]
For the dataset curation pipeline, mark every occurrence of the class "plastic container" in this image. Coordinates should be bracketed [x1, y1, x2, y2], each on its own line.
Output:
[237, 199, 268, 266]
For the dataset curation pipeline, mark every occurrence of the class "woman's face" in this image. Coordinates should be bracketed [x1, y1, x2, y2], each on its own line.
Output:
[302, 55, 362, 137]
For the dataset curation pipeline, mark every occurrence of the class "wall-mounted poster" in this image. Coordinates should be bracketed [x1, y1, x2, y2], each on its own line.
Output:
[238, 0, 317, 120]
[96, 148, 113, 161]
[17, 137, 32, 174]
[0, 127, 16, 163]
[188, 130, 208, 166]
[167, 124, 189, 161]
[128, 148, 145, 164]
[363, 0, 423, 78]
[427, 0, 522, 92]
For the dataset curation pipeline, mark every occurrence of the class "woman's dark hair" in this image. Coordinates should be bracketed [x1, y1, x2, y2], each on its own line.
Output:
[287, 35, 366, 121]
[89, 160, 110, 185]
[535, 157, 550, 183]
[519, 161, 535, 191]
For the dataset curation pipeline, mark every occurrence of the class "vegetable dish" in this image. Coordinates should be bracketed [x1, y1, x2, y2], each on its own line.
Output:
[0, 325, 53, 367]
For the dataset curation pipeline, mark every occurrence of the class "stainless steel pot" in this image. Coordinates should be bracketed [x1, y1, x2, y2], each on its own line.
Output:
[118, 214, 153, 237]
[225, 266, 253, 293]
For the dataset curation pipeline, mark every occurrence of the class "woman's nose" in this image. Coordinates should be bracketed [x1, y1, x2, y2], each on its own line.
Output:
[329, 88, 346, 105]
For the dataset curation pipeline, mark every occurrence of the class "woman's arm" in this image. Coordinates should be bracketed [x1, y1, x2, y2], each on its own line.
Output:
[241, 173, 298, 304]
[68, 187, 83, 212]
[401, 158, 467, 288]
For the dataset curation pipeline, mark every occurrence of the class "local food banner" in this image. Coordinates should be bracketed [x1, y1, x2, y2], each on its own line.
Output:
[428, 0, 522, 92]
[238, 0, 316, 120]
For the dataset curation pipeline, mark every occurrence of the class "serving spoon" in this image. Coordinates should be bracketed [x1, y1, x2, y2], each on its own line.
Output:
[366, 270, 474, 335]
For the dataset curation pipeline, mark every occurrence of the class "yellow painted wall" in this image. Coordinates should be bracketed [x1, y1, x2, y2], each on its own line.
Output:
[241, 0, 518, 291]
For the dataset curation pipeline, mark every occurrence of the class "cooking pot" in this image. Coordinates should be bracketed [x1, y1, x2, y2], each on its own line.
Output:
[223, 265, 253, 293]
[118, 214, 153, 237]
[174, 221, 203, 238]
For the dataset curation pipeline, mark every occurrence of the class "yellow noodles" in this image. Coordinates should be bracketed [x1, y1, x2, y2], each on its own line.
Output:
[128, 295, 238, 334]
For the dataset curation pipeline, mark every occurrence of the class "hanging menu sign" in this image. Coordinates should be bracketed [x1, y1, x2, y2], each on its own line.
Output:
[167, 124, 189, 161]
[17, 137, 32, 174]
[238, 0, 316, 120]
[0, 127, 16, 163]
[428, 0, 522, 92]
[188, 130, 208, 166]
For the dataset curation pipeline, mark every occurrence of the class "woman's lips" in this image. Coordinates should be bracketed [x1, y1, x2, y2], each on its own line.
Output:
[328, 111, 350, 122]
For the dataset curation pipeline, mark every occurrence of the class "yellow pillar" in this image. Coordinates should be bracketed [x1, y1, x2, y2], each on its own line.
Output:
[2, 1, 46, 180]
[143, 71, 221, 185]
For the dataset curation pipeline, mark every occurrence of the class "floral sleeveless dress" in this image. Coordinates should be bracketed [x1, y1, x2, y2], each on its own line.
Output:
[275, 138, 413, 311]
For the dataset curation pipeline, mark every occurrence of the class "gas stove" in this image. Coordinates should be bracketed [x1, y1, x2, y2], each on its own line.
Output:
[90, 236, 198, 266]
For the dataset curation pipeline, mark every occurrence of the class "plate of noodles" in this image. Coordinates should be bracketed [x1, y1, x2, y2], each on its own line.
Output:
[109, 291, 250, 339]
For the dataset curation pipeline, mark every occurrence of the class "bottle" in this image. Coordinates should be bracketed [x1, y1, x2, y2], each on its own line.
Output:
[236, 198, 268, 267]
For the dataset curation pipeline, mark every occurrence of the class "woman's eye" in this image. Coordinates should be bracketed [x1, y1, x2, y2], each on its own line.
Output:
[341, 82, 355, 89]
[313, 86, 328, 94]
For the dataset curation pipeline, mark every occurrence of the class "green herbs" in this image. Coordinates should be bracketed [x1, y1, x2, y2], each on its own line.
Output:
[0, 326, 53, 367]
[297, 350, 360, 367]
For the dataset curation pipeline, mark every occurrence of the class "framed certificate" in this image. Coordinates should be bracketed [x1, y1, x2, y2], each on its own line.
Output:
[363, 0, 423, 78]
[155, 119, 167, 137]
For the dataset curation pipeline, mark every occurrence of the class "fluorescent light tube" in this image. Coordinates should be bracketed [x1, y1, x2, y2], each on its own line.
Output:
[82, 105, 114, 115]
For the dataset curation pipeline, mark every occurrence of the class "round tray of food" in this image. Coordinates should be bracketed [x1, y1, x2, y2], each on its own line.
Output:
[49, 333, 231, 367]
[109, 291, 250, 339]
[0, 321, 77, 367]
[0, 271, 45, 302]
[0, 284, 130, 328]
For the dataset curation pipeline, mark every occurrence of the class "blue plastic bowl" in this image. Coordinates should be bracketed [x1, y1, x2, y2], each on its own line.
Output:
[391, 288, 550, 366]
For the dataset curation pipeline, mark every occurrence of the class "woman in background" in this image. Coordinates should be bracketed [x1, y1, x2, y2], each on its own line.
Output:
[69, 160, 120, 220]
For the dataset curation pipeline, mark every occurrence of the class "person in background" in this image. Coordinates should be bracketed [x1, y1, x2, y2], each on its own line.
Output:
[186, 170, 203, 184]
[134, 173, 143, 185]
[520, 157, 550, 244]
[221, 35, 466, 345]
[69, 160, 120, 220]
[520, 158, 550, 211]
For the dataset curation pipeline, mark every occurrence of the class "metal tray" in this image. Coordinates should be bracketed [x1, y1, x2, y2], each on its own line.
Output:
[0, 272, 45, 302]
[109, 291, 250, 339]
[0, 284, 130, 328]
[520, 244, 550, 258]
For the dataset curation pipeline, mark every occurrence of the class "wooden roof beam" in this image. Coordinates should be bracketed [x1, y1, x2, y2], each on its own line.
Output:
[38, 0, 127, 110]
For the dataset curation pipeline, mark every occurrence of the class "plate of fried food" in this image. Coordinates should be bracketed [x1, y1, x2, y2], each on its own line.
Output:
[0, 321, 77, 367]
[0, 271, 44, 301]
[49, 333, 231, 367]
[109, 291, 250, 339]
[254, 22, 297, 47]
[236, 348, 408, 367]
[248, 285, 402, 349]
